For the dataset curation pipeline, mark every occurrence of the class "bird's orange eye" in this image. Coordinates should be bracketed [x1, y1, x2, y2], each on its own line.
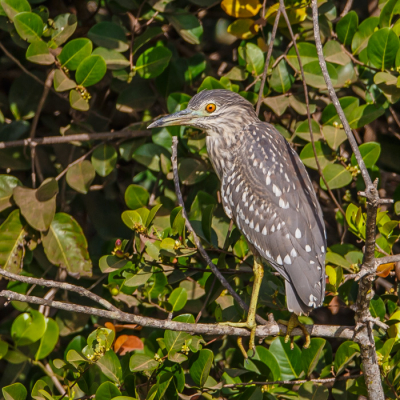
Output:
[205, 103, 216, 113]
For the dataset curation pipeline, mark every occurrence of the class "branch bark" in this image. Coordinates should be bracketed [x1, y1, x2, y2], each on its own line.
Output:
[0, 130, 151, 149]
[0, 290, 371, 344]
[311, 1, 385, 398]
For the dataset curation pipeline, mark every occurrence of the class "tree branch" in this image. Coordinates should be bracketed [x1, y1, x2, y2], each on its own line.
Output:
[0, 290, 371, 344]
[311, 1, 385, 398]
[0, 130, 151, 149]
[0, 268, 119, 313]
[171, 137, 269, 326]
[255, 5, 282, 115]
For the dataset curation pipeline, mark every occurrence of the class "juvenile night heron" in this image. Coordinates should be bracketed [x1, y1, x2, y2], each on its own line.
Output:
[148, 89, 326, 352]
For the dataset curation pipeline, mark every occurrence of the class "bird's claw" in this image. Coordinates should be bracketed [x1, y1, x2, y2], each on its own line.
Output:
[279, 314, 310, 350]
[218, 321, 257, 358]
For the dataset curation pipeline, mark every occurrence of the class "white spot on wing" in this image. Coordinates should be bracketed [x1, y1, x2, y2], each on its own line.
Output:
[295, 229, 302, 239]
[276, 255, 282, 265]
[305, 245, 311, 252]
[290, 248, 297, 257]
[284, 255, 291, 264]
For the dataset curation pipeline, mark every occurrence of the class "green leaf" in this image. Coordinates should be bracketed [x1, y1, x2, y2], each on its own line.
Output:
[14, 12, 43, 42]
[58, 38, 92, 70]
[168, 287, 188, 312]
[92, 47, 130, 70]
[351, 141, 381, 168]
[66, 160, 96, 194]
[41, 212, 92, 277]
[88, 21, 129, 52]
[300, 141, 334, 170]
[295, 119, 322, 142]
[95, 382, 121, 400]
[50, 13, 77, 46]
[91, 144, 118, 177]
[334, 341, 360, 375]
[146, 204, 162, 227]
[239, 42, 264, 75]
[367, 28, 399, 70]
[198, 76, 226, 91]
[11, 310, 46, 346]
[35, 317, 59, 360]
[168, 11, 203, 45]
[370, 296, 386, 320]
[123, 266, 152, 287]
[348, 105, 385, 129]
[323, 40, 351, 65]
[336, 11, 358, 46]
[287, 42, 318, 70]
[97, 350, 122, 383]
[132, 26, 163, 54]
[69, 89, 89, 111]
[129, 354, 159, 372]
[136, 46, 172, 79]
[125, 184, 149, 209]
[269, 337, 302, 380]
[26, 40, 54, 65]
[351, 16, 379, 54]
[321, 97, 359, 126]
[0, 210, 28, 273]
[303, 61, 338, 89]
[116, 79, 156, 112]
[121, 210, 143, 230]
[0, 175, 21, 212]
[320, 164, 352, 190]
[178, 158, 208, 185]
[302, 338, 326, 377]
[132, 143, 169, 172]
[2, 383, 27, 400]
[189, 349, 213, 387]
[247, 345, 281, 380]
[0, 0, 30, 21]
[323, 125, 347, 150]
[269, 59, 294, 94]
[380, 0, 400, 28]
[0, 339, 9, 359]
[165, 314, 194, 353]
[52, 69, 75, 91]
[75, 54, 107, 87]
[13, 183, 57, 232]
[299, 381, 328, 400]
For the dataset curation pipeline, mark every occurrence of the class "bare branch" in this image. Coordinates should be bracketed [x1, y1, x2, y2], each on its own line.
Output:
[0, 268, 120, 313]
[311, 1, 385, 398]
[375, 254, 400, 267]
[256, 6, 282, 115]
[0, 130, 151, 149]
[0, 290, 371, 343]
[280, 0, 345, 217]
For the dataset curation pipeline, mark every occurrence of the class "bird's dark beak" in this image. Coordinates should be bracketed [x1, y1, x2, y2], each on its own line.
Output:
[147, 108, 198, 129]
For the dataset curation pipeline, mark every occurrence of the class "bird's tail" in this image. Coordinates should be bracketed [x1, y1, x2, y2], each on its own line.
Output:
[285, 280, 314, 316]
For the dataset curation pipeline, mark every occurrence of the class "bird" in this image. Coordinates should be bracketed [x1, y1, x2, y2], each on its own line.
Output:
[148, 89, 326, 353]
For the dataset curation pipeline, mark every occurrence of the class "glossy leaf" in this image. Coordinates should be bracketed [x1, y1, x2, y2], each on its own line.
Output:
[336, 11, 358, 46]
[168, 11, 203, 45]
[125, 184, 149, 209]
[35, 317, 59, 360]
[350, 142, 381, 168]
[299, 381, 328, 400]
[95, 382, 121, 400]
[302, 338, 326, 377]
[303, 61, 338, 89]
[129, 353, 159, 372]
[75, 55, 107, 87]
[334, 341, 360, 375]
[287, 42, 318, 71]
[11, 310, 46, 346]
[300, 141, 334, 170]
[269, 59, 294, 93]
[50, 13, 77, 46]
[41, 212, 92, 277]
[239, 42, 264, 75]
[320, 164, 352, 190]
[348, 105, 385, 129]
[168, 287, 188, 312]
[351, 16, 379, 54]
[0, 175, 21, 212]
[0, 0, 30, 21]
[367, 28, 399, 70]
[2, 383, 27, 400]
[26, 40, 54, 65]
[87, 21, 129, 52]
[69, 89, 89, 111]
[97, 350, 122, 383]
[14, 12, 43, 42]
[66, 160, 96, 194]
[58, 38, 92, 70]
[189, 349, 213, 387]
[92, 47, 130, 70]
[269, 337, 302, 380]
[91, 144, 118, 177]
[136, 46, 172, 79]
[323, 125, 347, 150]
[165, 314, 194, 353]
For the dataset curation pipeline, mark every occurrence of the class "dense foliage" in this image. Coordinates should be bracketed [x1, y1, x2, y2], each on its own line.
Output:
[0, 0, 400, 398]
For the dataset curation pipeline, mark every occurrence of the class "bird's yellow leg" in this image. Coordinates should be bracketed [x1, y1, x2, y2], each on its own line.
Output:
[218, 257, 264, 356]
[279, 314, 311, 350]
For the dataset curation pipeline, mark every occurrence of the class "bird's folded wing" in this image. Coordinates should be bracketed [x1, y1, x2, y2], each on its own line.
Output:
[220, 123, 326, 307]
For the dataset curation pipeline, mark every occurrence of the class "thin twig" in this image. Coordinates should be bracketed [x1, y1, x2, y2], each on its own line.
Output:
[171, 137, 268, 326]
[0, 130, 151, 149]
[0, 268, 120, 313]
[0, 290, 371, 343]
[256, 7, 282, 115]
[280, 1, 345, 216]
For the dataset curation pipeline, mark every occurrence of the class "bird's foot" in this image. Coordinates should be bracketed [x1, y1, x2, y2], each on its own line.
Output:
[218, 320, 257, 358]
[278, 314, 310, 350]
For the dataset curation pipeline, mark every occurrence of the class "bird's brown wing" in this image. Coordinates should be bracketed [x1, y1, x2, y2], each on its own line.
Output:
[220, 122, 326, 314]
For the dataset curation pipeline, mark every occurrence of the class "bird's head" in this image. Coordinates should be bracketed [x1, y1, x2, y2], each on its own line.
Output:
[147, 89, 258, 134]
